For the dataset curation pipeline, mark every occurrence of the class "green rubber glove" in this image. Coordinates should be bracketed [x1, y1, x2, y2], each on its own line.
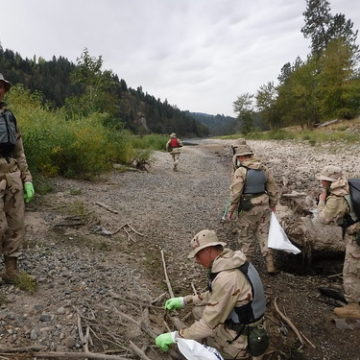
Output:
[155, 332, 176, 351]
[164, 297, 185, 311]
[24, 182, 35, 203]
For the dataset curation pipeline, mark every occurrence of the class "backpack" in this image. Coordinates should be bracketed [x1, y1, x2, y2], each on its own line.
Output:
[170, 138, 180, 148]
[347, 179, 360, 222]
[0, 109, 17, 157]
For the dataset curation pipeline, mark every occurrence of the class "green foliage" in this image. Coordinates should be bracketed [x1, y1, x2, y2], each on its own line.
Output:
[129, 134, 168, 151]
[14, 272, 38, 293]
[6, 85, 141, 179]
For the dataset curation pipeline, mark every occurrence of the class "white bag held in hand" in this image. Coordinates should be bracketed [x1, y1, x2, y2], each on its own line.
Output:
[268, 213, 301, 255]
[176, 338, 224, 360]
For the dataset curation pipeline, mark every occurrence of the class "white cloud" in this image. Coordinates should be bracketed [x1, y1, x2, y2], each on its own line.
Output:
[1, 0, 359, 116]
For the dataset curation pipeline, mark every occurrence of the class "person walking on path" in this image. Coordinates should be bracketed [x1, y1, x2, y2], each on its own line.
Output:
[155, 229, 268, 359]
[227, 144, 279, 274]
[0, 73, 35, 284]
[166, 132, 183, 171]
[316, 165, 360, 319]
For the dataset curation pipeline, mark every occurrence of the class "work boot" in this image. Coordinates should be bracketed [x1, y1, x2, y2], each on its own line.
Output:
[2, 256, 20, 283]
[265, 254, 277, 274]
[334, 303, 360, 319]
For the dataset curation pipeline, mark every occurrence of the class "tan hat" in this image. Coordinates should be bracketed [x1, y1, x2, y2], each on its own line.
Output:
[170, 132, 176, 138]
[316, 165, 343, 182]
[188, 230, 226, 258]
[234, 144, 253, 157]
[0, 73, 11, 92]
[231, 138, 247, 149]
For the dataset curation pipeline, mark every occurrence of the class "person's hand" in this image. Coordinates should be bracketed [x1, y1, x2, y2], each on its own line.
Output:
[24, 182, 35, 203]
[155, 332, 176, 351]
[270, 207, 276, 212]
[164, 297, 184, 311]
[227, 212, 233, 221]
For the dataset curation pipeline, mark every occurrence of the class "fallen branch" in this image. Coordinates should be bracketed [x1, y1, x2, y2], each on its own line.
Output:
[273, 297, 304, 347]
[0, 345, 44, 353]
[151, 292, 167, 305]
[128, 341, 153, 360]
[28, 352, 130, 359]
[161, 250, 174, 298]
[126, 224, 145, 237]
[95, 202, 118, 214]
[299, 330, 316, 349]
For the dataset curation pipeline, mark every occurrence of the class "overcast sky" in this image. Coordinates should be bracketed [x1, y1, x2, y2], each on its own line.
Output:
[1, 0, 360, 116]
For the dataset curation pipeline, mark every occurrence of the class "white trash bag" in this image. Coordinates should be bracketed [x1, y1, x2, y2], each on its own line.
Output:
[176, 338, 224, 360]
[268, 213, 301, 255]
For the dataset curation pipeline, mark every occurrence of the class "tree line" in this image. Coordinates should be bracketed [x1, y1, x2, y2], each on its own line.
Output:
[0, 47, 209, 138]
[234, 0, 360, 133]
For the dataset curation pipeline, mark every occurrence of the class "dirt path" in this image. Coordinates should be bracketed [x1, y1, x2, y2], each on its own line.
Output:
[0, 140, 359, 359]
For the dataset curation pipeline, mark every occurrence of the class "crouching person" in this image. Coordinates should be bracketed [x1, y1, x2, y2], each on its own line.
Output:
[155, 230, 269, 359]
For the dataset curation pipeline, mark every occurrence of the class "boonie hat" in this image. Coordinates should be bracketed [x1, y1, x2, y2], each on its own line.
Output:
[316, 165, 343, 182]
[188, 230, 226, 258]
[231, 138, 247, 149]
[0, 73, 11, 92]
[170, 132, 176, 138]
[234, 144, 253, 157]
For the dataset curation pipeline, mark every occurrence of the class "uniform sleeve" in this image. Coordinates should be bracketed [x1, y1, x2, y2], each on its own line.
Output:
[228, 167, 247, 215]
[180, 272, 244, 340]
[265, 168, 279, 208]
[165, 140, 170, 151]
[184, 290, 211, 306]
[318, 197, 345, 225]
[13, 132, 32, 183]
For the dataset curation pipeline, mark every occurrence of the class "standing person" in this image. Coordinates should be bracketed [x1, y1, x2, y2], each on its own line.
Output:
[166, 132, 183, 171]
[316, 165, 360, 318]
[0, 73, 35, 283]
[227, 144, 279, 274]
[155, 229, 268, 359]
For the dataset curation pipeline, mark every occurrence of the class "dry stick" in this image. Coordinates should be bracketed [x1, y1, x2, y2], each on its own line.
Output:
[163, 320, 172, 332]
[151, 292, 167, 305]
[95, 201, 119, 214]
[28, 352, 130, 360]
[128, 341, 153, 360]
[299, 330, 316, 349]
[112, 307, 157, 339]
[123, 227, 135, 242]
[126, 224, 145, 237]
[0, 345, 44, 352]
[273, 297, 304, 347]
[160, 250, 174, 298]
[190, 281, 198, 296]
[77, 313, 89, 356]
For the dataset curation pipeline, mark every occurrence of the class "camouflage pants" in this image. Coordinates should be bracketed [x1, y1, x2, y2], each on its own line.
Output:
[0, 170, 25, 258]
[170, 150, 180, 169]
[343, 223, 360, 304]
[236, 205, 271, 260]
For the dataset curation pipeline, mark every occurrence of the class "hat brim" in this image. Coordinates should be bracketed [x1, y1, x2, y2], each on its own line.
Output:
[188, 241, 226, 259]
[316, 174, 336, 182]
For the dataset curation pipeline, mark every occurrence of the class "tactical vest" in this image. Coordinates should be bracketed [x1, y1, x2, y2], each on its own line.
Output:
[208, 262, 266, 325]
[243, 167, 266, 195]
[0, 109, 17, 157]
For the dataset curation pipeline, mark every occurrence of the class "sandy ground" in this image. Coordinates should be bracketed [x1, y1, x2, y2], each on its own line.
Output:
[0, 139, 359, 360]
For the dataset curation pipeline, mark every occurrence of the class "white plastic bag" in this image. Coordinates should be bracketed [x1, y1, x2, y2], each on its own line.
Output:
[176, 338, 224, 360]
[268, 213, 301, 255]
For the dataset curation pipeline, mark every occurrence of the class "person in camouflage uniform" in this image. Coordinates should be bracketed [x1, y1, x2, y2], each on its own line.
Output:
[166, 132, 183, 171]
[155, 230, 268, 359]
[316, 165, 360, 319]
[0, 73, 35, 283]
[227, 144, 279, 274]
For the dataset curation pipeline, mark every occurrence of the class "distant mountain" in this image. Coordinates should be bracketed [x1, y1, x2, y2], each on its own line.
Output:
[189, 112, 239, 135]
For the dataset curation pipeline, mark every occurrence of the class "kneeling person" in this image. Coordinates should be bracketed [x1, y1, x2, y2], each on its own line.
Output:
[155, 230, 268, 359]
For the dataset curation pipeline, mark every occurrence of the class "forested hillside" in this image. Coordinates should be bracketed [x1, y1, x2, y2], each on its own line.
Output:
[233, 0, 360, 134]
[190, 112, 238, 135]
[0, 47, 208, 137]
